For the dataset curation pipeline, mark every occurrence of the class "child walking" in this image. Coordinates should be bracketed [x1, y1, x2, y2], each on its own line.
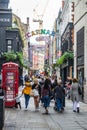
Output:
[15, 94, 22, 109]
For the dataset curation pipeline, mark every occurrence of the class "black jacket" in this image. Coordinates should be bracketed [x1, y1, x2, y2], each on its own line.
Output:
[0, 88, 4, 96]
[54, 85, 64, 99]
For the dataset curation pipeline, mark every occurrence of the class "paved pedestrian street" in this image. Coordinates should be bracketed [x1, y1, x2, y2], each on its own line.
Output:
[4, 88, 87, 130]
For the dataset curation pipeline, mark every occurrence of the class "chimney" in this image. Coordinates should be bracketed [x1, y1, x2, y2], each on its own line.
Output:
[27, 17, 29, 26]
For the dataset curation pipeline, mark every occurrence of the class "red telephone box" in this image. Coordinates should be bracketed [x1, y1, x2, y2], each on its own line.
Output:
[2, 62, 19, 107]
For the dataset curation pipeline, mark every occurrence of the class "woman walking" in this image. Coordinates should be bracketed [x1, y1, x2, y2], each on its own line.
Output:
[41, 78, 51, 114]
[22, 82, 32, 110]
[70, 78, 81, 113]
[54, 80, 64, 112]
[32, 78, 41, 111]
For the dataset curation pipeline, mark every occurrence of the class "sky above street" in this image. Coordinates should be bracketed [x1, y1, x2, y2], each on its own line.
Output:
[9, 0, 62, 30]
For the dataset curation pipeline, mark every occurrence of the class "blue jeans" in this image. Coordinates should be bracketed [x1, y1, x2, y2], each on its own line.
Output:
[56, 98, 63, 111]
[43, 95, 50, 109]
[24, 94, 30, 108]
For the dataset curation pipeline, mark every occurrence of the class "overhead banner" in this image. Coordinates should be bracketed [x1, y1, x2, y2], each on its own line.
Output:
[25, 29, 55, 39]
[36, 36, 50, 42]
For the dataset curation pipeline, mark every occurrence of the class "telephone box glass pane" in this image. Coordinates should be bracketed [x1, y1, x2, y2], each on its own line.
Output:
[6, 72, 15, 101]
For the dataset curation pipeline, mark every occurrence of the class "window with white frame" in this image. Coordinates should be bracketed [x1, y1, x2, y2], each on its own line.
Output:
[7, 39, 12, 52]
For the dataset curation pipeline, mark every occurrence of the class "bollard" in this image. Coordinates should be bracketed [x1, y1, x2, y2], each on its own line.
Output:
[0, 96, 5, 130]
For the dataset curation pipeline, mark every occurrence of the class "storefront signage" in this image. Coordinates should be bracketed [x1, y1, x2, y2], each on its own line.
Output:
[0, 11, 12, 27]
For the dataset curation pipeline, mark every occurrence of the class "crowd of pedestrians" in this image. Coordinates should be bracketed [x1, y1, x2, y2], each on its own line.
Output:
[0, 70, 82, 114]
[20, 73, 82, 114]
[20, 74, 67, 114]
[19, 73, 82, 114]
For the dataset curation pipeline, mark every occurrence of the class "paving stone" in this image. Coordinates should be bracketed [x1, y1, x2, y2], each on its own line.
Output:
[3, 87, 87, 130]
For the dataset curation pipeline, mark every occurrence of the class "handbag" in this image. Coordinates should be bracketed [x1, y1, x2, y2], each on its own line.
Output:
[78, 86, 82, 95]
[30, 90, 34, 97]
[33, 89, 39, 96]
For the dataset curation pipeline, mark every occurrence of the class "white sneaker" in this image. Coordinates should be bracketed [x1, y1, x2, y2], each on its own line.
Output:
[35, 108, 40, 111]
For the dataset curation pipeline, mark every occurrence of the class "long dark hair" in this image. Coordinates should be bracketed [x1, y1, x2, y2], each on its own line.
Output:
[44, 78, 50, 89]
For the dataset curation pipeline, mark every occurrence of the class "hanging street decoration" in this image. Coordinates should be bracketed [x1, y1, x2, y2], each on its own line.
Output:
[36, 36, 50, 42]
[25, 29, 55, 39]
